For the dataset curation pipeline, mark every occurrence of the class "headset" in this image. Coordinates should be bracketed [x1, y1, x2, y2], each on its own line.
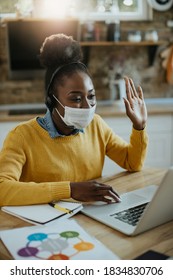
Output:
[45, 94, 54, 111]
[45, 62, 88, 111]
[147, 0, 173, 11]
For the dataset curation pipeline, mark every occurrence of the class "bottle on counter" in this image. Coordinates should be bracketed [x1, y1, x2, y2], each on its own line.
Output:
[109, 72, 126, 103]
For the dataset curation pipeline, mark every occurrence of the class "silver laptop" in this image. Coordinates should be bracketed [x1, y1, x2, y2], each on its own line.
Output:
[82, 167, 173, 236]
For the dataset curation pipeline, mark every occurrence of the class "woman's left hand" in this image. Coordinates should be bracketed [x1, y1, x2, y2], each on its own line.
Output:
[123, 77, 147, 130]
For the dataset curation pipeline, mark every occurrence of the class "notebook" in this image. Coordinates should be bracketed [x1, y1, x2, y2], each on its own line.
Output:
[1, 200, 83, 225]
[82, 166, 173, 236]
[0, 220, 119, 260]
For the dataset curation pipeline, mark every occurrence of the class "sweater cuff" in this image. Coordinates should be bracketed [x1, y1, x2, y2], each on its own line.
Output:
[131, 126, 148, 146]
[50, 181, 71, 201]
[132, 126, 147, 134]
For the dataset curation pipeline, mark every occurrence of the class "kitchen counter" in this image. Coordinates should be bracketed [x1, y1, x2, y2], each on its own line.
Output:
[97, 98, 173, 117]
[0, 98, 173, 122]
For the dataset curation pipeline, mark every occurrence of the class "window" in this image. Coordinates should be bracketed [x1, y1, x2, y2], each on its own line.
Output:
[0, 0, 153, 21]
[0, 0, 33, 18]
[0, 0, 18, 18]
[74, 0, 153, 21]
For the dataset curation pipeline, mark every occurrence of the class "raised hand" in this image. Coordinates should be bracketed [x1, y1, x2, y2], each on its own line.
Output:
[123, 77, 147, 130]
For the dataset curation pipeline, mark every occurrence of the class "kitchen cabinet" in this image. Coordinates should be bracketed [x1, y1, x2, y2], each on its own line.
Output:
[0, 122, 20, 149]
[102, 114, 173, 176]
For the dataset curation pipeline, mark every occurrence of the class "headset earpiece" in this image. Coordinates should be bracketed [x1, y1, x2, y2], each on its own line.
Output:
[45, 95, 55, 111]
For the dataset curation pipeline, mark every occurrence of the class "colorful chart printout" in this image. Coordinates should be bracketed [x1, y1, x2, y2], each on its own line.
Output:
[0, 220, 119, 260]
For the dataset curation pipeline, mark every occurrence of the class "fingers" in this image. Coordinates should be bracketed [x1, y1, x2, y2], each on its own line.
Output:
[129, 79, 138, 98]
[138, 85, 144, 100]
[123, 97, 132, 115]
[124, 76, 143, 100]
[70, 181, 121, 203]
[94, 183, 121, 203]
[97, 183, 120, 197]
[124, 76, 132, 99]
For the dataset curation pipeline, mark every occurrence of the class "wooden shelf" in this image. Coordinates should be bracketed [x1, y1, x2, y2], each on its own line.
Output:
[80, 40, 167, 47]
[80, 40, 168, 66]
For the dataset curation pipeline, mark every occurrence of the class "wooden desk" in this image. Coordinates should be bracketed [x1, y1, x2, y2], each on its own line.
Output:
[0, 167, 173, 260]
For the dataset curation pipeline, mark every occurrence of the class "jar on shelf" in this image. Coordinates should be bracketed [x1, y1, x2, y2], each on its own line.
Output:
[144, 30, 158, 42]
[127, 31, 142, 42]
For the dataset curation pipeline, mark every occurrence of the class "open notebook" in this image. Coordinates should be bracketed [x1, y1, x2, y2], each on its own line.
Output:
[1, 201, 83, 225]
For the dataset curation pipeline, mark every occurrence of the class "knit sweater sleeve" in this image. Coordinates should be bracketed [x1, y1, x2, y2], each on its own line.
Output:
[97, 115, 148, 171]
[0, 127, 70, 206]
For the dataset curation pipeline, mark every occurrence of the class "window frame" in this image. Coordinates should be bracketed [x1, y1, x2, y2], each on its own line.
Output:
[77, 1, 153, 21]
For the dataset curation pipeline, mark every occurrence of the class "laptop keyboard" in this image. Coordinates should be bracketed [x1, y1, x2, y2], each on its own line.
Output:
[110, 203, 148, 226]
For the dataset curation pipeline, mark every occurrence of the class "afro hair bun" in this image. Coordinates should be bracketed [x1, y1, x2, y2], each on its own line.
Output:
[39, 33, 83, 69]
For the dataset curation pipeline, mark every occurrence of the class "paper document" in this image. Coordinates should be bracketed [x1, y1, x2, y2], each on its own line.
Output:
[0, 220, 119, 260]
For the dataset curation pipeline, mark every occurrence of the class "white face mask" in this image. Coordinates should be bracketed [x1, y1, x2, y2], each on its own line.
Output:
[53, 95, 96, 129]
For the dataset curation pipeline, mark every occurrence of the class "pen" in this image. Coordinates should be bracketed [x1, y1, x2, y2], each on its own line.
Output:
[49, 203, 72, 214]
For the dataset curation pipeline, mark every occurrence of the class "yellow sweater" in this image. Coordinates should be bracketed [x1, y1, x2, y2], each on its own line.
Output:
[0, 114, 148, 206]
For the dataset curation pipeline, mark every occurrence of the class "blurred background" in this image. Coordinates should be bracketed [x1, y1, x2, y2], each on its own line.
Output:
[0, 0, 173, 105]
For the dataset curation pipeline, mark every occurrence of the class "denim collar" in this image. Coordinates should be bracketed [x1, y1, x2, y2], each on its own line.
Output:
[37, 109, 84, 138]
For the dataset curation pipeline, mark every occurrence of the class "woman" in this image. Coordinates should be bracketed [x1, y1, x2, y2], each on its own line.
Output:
[0, 34, 148, 206]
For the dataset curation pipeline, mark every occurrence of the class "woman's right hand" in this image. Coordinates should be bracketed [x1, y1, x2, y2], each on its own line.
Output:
[70, 181, 121, 203]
